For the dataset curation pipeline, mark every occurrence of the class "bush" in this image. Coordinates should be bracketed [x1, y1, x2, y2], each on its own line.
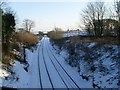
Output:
[2, 31, 38, 65]
[0, 43, 2, 63]
[80, 36, 119, 44]
[48, 30, 64, 40]
[15, 31, 38, 46]
[69, 36, 80, 43]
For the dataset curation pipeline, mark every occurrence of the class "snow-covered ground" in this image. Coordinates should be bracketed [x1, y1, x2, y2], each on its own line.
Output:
[52, 40, 120, 88]
[1, 36, 120, 88]
[1, 37, 95, 88]
[0, 43, 41, 88]
[64, 30, 88, 37]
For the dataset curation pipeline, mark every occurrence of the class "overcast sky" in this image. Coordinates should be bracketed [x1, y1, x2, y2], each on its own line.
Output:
[7, 0, 114, 33]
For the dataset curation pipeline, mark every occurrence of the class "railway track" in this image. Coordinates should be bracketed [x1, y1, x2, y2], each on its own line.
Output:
[37, 37, 81, 89]
[44, 38, 81, 89]
[41, 38, 54, 89]
[37, 40, 42, 88]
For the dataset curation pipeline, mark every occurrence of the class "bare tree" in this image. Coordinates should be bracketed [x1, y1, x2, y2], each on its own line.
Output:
[114, 0, 120, 36]
[81, 2, 96, 35]
[54, 27, 63, 32]
[22, 19, 35, 32]
[0, 0, 8, 11]
[0, 0, 5, 8]
[95, 2, 106, 36]
[81, 2, 106, 36]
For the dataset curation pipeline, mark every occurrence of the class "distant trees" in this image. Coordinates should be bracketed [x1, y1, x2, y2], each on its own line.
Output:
[114, 0, 120, 36]
[48, 27, 64, 40]
[102, 19, 118, 36]
[0, 0, 6, 8]
[54, 27, 63, 32]
[22, 19, 35, 32]
[0, 1, 3, 7]
[38, 31, 44, 36]
[81, 1, 120, 36]
[1, 3, 37, 65]
[82, 2, 106, 36]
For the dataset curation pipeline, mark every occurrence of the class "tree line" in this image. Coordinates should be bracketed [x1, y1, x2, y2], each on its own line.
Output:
[81, 1, 120, 37]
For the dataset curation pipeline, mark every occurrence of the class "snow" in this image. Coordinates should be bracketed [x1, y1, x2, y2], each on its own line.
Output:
[1, 61, 28, 88]
[43, 44, 67, 88]
[46, 37, 93, 88]
[0, 68, 9, 78]
[50, 37, 120, 88]
[0, 67, 9, 87]
[1, 36, 120, 88]
[1, 36, 93, 88]
[25, 47, 41, 88]
[88, 42, 96, 48]
[1, 43, 42, 88]
[64, 30, 88, 37]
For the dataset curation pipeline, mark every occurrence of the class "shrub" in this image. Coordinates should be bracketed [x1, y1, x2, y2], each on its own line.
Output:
[78, 36, 119, 44]
[48, 29, 64, 40]
[2, 31, 38, 65]
[0, 43, 2, 63]
[69, 36, 80, 43]
[15, 31, 38, 46]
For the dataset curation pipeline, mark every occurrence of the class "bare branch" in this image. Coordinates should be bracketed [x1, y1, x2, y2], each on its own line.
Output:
[22, 19, 35, 32]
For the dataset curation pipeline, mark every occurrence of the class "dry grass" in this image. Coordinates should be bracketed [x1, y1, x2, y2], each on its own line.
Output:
[15, 31, 38, 46]
[2, 31, 38, 65]
[69, 36, 80, 43]
[48, 30, 64, 40]
[80, 36, 119, 44]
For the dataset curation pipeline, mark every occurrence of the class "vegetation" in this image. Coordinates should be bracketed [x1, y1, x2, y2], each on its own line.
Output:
[22, 19, 35, 32]
[81, 1, 120, 37]
[48, 27, 64, 40]
[15, 31, 38, 46]
[1, 3, 39, 65]
[0, 43, 1, 63]
[0, 5, 2, 63]
[114, 0, 120, 37]
[48, 27, 65, 50]
[81, 2, 106, 36]
[2, 7, 16, 64]
[13, 31, 38, 64]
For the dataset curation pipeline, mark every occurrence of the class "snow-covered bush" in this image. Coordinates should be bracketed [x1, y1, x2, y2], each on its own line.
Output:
[64, 36, 81, 72]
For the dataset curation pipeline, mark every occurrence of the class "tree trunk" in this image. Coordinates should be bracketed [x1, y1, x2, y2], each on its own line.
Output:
[23, 46, 26, 62]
